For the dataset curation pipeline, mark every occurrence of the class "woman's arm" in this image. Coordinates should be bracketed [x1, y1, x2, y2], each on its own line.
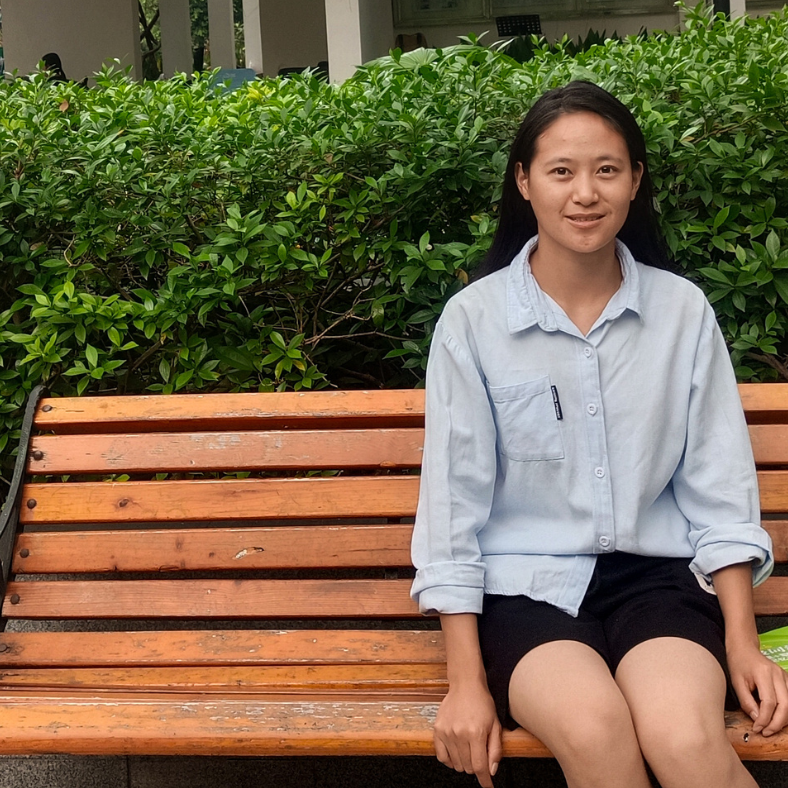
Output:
[435, 613, 502, 788]
[712, 562, 788, 735]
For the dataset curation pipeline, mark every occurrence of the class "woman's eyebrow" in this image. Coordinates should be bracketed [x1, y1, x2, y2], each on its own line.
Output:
[543, 154, 626, 166]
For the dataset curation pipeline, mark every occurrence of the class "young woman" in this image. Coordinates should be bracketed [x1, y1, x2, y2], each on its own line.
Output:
[410, 81, 787, 788]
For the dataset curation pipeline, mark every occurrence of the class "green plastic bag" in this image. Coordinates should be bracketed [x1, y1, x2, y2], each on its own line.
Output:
[759, 625, 788, 670]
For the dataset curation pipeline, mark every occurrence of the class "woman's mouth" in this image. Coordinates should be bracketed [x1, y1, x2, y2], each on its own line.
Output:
[566, 214, 604, 227]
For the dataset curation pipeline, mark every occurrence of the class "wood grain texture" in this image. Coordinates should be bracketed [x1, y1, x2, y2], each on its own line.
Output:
[0, 664, 447, 693]
[756, 471, 788, 513]
[19, 476, 420, 524]
[2, 579, 419, 619]
[12, 525, 414, 573]
[7, 577, 781, 618]
[753, 576, 788, 615]
[34, 390, 426, 434]
[0, 630, 445, 668]
[750, 425, 788, 465]
[740, 384, 788, 424]
[0, 694, 782, 758]
[27, 429, 424, 475]
[764, 520, 788, 564]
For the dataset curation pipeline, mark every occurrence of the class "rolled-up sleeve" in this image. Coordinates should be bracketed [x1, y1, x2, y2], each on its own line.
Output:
[410, 317, 498, 614]
[674, 299, 773, 587]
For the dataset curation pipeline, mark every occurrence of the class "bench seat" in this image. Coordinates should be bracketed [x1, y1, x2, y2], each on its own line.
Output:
[0, 385, 787, 759]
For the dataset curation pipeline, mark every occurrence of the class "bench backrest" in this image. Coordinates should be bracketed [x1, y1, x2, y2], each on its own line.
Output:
[1, 384, 787, 629]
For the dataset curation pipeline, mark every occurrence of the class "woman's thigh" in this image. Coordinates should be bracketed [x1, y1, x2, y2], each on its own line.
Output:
[508, 640, 652, 788]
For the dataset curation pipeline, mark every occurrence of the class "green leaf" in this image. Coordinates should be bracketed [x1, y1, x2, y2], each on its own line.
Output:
[766, 230, 780, 261]
[697, 268, 731, 285]
[172, 242, 191, 258]
[85, 344, 99, 368]
[215, 346, 257, 372]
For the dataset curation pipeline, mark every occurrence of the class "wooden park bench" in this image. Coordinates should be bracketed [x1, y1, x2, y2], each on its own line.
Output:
[0, 384, 787, 759]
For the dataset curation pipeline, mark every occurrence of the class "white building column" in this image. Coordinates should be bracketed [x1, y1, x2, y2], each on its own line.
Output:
[242, 0, 264, 73]
[730, 0, 747, 18]
[1, 0, 142, 82]
[159, 0, 193, 77]
[208, 0, 237, 68]
[324, 0, 393, 83]
[255, 0, 328, 78]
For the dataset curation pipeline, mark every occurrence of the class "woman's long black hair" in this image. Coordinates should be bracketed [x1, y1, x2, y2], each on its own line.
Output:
[474, 81, 672, 280]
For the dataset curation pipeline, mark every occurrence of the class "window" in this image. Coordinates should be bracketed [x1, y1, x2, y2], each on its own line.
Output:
[394, 0, 677, 26]
[395, 0, 488, 26]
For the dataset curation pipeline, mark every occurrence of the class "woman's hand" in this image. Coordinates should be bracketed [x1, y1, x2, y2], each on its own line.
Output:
[728, 643, 788, 736]
[711, 562, 788, 736]
[434, 680, 502, 788]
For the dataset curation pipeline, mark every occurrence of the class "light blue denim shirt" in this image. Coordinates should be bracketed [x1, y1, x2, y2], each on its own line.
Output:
[410, 236, 773, 616]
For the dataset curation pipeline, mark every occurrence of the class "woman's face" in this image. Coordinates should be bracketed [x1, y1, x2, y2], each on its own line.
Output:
[515, 111, 643, 259]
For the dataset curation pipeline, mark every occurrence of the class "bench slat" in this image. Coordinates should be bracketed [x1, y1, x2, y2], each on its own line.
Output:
[13, 525, 413, 573]
[750, 425, 788, 465]
[27, 429, 424, 475]
[753, 576, 788, 615]
[34, 391, 426, 434]
[5, 576, 786, 618]
[2, 579, 419, 619]
[19, 476, 420, 524]
[14, 521, 788, 574]
[27, 425, 783, 473]
[765, 520, 788, 563]
[0, 630, 445, 668]
[756, 471, 788, 513]
[740, 384, 788, 424]
[0, 693, 782, 759]
[0, 664, 447, 693]
[20, 472, 783, 524]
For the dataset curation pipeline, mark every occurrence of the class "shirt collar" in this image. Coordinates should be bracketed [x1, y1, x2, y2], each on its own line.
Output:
[506, 235, 643, 335]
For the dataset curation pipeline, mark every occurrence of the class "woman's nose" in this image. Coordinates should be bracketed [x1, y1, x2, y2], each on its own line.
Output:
[572, 174, 598, 204]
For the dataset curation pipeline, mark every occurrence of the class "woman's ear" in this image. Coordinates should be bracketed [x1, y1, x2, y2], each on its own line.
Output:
[515, 162, 530, 202]
[631, 162, 644, 201]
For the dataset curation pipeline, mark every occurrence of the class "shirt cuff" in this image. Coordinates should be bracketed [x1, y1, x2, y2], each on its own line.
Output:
[410, 561, 486, 615]
[689, 526, 774, 588]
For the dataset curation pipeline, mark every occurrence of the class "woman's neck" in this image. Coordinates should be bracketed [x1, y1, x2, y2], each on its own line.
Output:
[528, 237, 622, 336]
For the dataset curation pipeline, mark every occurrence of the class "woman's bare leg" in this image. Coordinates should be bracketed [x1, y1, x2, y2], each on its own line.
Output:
[615, 637, 757, 788]
[508, 640, 652, 788]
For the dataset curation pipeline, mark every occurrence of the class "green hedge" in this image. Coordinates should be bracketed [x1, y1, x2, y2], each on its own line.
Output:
[0, 3, 787, 479]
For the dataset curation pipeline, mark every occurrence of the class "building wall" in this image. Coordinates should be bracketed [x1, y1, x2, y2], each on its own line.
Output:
[1, 0, 141, 82]
[258, 0, 329, 76]
[394, 11, 682, 50]
[359, 0, 395, 62]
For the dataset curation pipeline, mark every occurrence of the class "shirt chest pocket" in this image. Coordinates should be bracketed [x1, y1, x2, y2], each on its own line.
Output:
[488, 376, 565, 462]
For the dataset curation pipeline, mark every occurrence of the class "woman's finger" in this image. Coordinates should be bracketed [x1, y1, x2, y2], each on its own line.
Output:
[732, 673, 759, 723]
[434, 733, 452, 768]
[752, 672, 777, 734]
[447, 737, 471, 773]
[762, 669, 788, 736]
[488, 718, 503, 778]
[469, 734, 494, 788]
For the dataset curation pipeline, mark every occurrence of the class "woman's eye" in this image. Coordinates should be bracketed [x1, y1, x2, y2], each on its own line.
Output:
[552, 167, 569, 176]
[599, 166, 617, 175]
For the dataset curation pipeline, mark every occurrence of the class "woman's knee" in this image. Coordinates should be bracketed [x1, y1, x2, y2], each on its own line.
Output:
[633, 709, 733, 771]
[515, 687, 637, 761]
[562, 693, 638, 758]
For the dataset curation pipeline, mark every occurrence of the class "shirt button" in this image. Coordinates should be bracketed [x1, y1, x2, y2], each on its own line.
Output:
[587, 403, 597, 415]
[584, 347, 593, 358]
[598, 536, 611, 548]
[594, 467, 605, 478]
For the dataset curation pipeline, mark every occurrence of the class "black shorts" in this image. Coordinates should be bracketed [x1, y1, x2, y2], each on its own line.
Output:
[478, 551, 738, 728]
